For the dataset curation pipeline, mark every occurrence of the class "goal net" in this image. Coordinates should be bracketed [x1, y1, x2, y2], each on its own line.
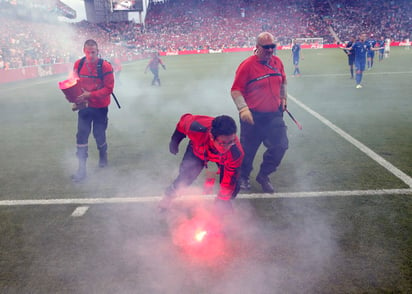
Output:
[293, 38, 324, 49]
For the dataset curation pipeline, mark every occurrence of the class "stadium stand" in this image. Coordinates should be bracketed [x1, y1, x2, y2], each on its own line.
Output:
[0, 0, 411, 71]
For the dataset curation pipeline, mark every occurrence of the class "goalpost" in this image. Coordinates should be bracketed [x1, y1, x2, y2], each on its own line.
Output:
[293, 38, 324, 49]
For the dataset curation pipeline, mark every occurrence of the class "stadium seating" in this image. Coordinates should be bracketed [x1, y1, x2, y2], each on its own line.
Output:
[0, 0, 410, 69]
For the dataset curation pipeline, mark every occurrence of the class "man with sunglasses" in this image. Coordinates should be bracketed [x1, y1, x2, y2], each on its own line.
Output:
[158, 114, 244, 213]
[231, 32, 288, 193]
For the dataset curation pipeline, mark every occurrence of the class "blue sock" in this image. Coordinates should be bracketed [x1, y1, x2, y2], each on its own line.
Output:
[356, 73, 362, 84]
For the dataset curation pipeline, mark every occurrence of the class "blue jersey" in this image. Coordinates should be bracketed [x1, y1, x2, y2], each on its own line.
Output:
[352, 41, 371, 71]
[292, 44, 301, 58]
[353, 41, 370, 62]
[366, 38, 377, 57]
[345, 41, 355, 63]
[292, 44, 301, 64]
[378, 40, 385, 53]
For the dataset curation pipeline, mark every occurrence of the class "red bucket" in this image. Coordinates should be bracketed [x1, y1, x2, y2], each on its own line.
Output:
[58, 78, 82, 103]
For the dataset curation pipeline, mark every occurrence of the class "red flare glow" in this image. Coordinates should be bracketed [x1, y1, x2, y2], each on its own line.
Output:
[194, 230, 207, 242]
[58, 78, 78, 90]
[58, 78, 82, 103]
[171, 207, 227, 263]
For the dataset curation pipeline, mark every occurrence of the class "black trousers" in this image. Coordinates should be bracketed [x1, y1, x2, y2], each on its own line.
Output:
[76, 107, 108, 158]
[167, 142, 240, 198]
[150, 68, 160, 85]
[240, 110, 288, 179]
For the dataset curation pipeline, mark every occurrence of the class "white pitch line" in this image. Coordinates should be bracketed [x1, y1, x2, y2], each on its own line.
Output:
[288, 94, 412, 188]
[71, 206, 89, 217]
[0, 189, 411, 206]
[294, 71, 412, 78]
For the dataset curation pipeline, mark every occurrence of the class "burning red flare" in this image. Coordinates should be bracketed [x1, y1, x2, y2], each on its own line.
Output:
[194, 229, 207, 242]
[58, 78, 82, 103]
[58, 78, 78, 90]
[171, 207, 228, 265]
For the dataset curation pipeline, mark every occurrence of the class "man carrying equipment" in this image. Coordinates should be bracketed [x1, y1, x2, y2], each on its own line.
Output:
[231, 32, 288, 193]
[158, 114, 244, 214]
[71, 39, 114, 182]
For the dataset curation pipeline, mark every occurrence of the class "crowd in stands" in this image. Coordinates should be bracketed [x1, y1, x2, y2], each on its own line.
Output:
[0, 0, 411, 70]
[316, 0, 411, 42]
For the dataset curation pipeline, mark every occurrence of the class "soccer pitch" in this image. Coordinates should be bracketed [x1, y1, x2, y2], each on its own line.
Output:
[0, 48, 411, 293]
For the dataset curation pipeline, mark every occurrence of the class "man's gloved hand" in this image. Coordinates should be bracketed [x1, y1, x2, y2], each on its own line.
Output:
[76, 89, 91, 103]
[169, 140, 179, 155]
[72, 101, 88, 111]
[239, 107, 254, 125]
[162, 65, 166, 70]
[214, 197, 233, 216]
[169, 129, 186, 155]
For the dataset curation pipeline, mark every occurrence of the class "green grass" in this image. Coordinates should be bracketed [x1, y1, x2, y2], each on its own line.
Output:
[0, 47, 411, 293]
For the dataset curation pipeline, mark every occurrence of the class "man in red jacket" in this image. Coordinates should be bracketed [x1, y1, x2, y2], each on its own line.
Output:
[158, 114, 244, 213]
[144, 52, 166, 86]
[71, 39, 114, 182]
[231, 32, 288, 193]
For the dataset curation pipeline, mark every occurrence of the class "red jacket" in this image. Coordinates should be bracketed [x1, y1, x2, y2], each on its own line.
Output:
[147, 56, 165, 70]
[231, 55, 286, 112]
[175, 114, 244, 200]
[73, 58, 114, 108]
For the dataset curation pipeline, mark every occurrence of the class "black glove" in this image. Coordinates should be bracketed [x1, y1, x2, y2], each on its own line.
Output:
[162, 64, 166, 70]
[169, 129, 186, 155]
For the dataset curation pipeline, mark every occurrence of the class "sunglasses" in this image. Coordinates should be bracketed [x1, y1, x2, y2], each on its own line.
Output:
[259, 44, 276, 49]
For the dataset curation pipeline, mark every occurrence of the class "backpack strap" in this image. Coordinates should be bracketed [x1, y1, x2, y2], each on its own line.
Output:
[96, 58, 104, 79]
[77, 57, 86, 76]
[77, 57, 108, 80]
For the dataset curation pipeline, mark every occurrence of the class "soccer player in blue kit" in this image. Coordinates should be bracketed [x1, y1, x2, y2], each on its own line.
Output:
[377, 36, 385, 61]
[291, 40, 302, 76]
[366, 34, 377, 70]
[344, 36, 356, 79]
[346, 33, 382, 89]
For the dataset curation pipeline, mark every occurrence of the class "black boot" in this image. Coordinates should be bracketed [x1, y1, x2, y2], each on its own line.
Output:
[98, 143, 108, 168]
[239, 176, 251, 191]
[72, 159, 87, 182]
[158, 184, 178, 212]
[72, 146, 87, 182]
[256, 173, 275, 193]
[99, 151, 107, 168]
